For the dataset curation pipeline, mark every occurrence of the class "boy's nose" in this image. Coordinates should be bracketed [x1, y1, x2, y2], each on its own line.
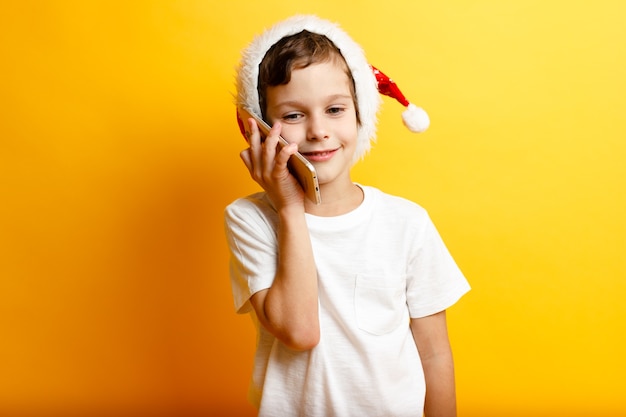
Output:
[306, 115, 329, 141]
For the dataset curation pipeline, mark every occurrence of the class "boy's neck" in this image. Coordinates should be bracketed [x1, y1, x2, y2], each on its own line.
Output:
[305, 182, 363, 217]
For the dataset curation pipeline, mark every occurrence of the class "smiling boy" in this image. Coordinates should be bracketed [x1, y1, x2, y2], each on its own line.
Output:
[225, 15, 470, 417]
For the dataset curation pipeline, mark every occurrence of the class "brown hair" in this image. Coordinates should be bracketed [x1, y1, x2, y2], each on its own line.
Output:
[257, 30, 358, 122]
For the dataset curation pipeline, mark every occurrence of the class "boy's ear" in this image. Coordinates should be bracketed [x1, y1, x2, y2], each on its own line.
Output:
[236, 109, 249, 142]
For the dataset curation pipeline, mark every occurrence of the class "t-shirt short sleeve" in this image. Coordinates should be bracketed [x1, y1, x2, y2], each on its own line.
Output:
[405, 212, 470, 318]
[224, 195, 279, 314]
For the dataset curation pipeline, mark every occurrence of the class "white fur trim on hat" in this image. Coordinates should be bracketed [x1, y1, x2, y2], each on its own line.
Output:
[235, 15, 381, 162]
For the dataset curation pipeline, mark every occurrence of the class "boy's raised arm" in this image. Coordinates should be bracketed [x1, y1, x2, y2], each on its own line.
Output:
[242, 119, 320, 351]
[249, 205, 320, 351]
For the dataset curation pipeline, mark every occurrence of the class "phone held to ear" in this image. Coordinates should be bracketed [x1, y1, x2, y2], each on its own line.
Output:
[238, 107, 322, 205]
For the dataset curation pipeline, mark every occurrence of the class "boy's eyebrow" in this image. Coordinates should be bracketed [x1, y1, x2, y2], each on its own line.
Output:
[273, 94, 354, 108]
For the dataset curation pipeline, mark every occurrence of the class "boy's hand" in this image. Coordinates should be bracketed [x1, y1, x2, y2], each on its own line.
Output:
[240, 118, 305, 210]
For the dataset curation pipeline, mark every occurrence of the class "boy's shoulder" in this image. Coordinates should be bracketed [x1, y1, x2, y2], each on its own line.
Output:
[363, 185, 428, 216]
[224, 192, 276, 220]
[360, 186, 435, 236]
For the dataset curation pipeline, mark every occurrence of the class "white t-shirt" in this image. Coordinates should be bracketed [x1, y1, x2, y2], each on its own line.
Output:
[224, 185, 470, 417]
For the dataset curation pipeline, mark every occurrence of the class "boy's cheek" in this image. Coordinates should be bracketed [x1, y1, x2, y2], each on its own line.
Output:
[280, 126, 305, 144]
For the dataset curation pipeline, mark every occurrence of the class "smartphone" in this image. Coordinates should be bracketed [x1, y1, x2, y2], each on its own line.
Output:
[238, 106, 321, 205]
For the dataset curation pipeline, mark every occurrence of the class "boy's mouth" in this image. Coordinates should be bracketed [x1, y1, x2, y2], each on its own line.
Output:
[301, 148, 339, 162]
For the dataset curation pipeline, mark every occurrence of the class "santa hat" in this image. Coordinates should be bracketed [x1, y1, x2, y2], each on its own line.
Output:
[372, 66, 430, 134]
[235, 15, 429, 162]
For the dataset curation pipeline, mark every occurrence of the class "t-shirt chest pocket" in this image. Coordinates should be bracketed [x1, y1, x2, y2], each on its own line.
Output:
[354, 274, 407, 335]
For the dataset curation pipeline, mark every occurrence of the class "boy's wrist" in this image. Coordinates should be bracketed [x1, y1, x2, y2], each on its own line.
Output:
[277, 203, 306, 220]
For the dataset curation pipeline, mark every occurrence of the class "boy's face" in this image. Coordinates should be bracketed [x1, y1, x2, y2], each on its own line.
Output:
[265, 60, 358, 188]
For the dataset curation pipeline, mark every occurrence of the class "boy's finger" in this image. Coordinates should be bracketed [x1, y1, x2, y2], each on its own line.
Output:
[247, 119, 263, 167]
[275, 142, 297, 167]
[247, 118, 262, 145]
[240, 148, 252, 171]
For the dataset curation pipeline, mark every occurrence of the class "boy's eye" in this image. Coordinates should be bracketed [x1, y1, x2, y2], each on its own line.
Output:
[282, 113, 301, 122]
[327, 107, 344, 115]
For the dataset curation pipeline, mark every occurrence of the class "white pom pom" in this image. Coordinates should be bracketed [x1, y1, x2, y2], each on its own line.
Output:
[402, 103, 430, 133]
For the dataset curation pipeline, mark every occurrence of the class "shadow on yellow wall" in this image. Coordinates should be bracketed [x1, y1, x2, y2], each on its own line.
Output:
[1, 1, 625, 416]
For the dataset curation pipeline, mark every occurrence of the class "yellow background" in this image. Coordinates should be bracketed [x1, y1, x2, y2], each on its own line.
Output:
[1, 1, 625, 416]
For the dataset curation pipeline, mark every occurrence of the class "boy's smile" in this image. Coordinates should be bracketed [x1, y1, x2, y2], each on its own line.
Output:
[265, 60, 358, 192]
[300, 147, 340, 162]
